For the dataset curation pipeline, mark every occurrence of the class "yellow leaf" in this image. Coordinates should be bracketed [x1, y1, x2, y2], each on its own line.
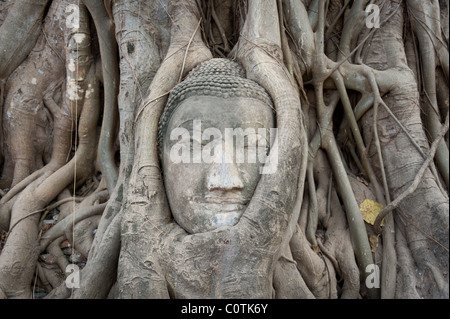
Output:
[359, 199, 384, 226]
[312, 245, 321, 254]
[369, 235, 379, 253]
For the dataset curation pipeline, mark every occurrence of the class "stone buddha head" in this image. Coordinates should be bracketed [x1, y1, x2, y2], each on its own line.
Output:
[158, 58, 275, 234]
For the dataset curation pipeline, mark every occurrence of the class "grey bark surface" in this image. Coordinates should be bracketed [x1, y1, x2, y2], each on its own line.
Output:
[0, 0, 448, 299]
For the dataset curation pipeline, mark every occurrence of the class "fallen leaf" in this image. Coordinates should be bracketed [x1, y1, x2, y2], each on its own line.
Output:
[369, 235, 379, 253]
[359, 199, 384, 226]
[312, 245, 321, 254]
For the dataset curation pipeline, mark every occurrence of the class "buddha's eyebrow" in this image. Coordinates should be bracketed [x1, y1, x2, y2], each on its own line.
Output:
[175, 119, 214, 130]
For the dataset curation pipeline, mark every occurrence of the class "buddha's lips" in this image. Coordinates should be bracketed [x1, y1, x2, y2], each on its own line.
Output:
[190, 195, 248, 206]
[188, 200, 247, 215]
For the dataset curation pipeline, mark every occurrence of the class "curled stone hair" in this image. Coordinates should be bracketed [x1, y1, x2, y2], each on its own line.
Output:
[157, 58, 274, 152]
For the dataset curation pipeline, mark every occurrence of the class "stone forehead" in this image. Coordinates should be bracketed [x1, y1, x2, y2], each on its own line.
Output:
[158, 58, 274, 150]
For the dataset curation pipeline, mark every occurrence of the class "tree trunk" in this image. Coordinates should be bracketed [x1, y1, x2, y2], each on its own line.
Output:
[0, 0, 448, 299]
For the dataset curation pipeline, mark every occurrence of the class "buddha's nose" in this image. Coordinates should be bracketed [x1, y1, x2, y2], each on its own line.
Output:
[207, 147, 244, 191]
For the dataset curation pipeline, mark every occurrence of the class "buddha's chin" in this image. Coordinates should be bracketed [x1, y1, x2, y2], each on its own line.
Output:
[211, 211, 243, 228]
[199, 202, 245, 229]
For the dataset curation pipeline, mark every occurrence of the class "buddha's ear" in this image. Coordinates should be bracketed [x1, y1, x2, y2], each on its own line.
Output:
[235, 0, 308, 260]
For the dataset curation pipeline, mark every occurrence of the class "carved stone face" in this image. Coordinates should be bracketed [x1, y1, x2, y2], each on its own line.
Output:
[162, 95, 275, 234]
